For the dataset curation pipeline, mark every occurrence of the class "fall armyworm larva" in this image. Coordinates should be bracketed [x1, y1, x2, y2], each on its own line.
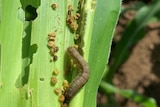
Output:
[64, 47, 90, 102]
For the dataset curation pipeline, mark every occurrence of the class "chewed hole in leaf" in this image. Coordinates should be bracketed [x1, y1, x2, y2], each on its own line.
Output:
[25, 5, 38, 21]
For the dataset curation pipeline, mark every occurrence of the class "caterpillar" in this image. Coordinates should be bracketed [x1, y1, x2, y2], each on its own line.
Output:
[64, 46, 90, 103]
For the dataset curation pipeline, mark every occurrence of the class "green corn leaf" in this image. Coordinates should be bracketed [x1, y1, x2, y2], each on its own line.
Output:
[83, 0, 121, 107]
[0, 0, 121, 107]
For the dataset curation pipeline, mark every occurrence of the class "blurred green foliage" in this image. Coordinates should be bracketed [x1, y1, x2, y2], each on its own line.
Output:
[101, 0, 160, 107]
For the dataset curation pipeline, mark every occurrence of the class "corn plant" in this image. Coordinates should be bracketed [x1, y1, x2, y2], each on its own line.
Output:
[0, 0, 120, 107]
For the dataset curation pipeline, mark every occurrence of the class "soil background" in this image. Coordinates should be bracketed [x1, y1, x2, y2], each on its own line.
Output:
[97, 0, 160, 107]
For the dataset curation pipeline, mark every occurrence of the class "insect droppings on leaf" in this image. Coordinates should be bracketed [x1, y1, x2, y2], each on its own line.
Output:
[58, 95, 65, 102]
[53, 69, 59, 76]
[51, 76, 57, 85]
[54, 88, 61, 95]
[51, 3, 58, 10]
